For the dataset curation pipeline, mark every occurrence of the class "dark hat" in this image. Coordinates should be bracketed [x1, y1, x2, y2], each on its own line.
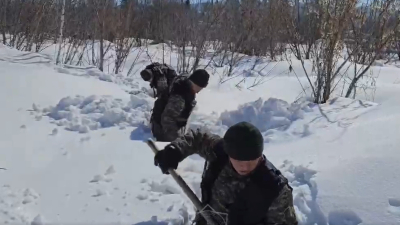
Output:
[189, 69, 209, 88]
[223, 122, 264, 161]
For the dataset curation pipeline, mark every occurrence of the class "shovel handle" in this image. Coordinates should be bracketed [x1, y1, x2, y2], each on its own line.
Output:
[146, 139, 218, 225]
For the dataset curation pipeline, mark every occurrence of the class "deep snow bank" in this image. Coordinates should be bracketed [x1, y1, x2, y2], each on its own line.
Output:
[55, 64, 146, 93]
[31, 93, 153, 133]
[0, 43, 51, 65]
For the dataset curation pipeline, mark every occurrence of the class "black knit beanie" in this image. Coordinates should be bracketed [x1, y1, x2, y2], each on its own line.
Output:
[223, 121, 264, 161]
[189, 69, 209, 88]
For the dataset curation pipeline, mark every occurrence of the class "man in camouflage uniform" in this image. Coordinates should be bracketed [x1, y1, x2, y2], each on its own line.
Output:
[154, 121, 298, 225]
[141, 63, 210, 142]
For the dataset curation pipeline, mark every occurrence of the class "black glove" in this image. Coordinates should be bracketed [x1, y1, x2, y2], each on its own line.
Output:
[154, 144, 183, 174]
[140, 69, 153, 82]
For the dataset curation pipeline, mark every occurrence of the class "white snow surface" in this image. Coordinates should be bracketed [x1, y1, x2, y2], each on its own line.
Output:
[1, 43, 400, 225]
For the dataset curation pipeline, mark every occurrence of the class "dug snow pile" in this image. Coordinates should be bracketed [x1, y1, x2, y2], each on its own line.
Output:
[187, 97, 314, 142]
[31, 93, 153, 133]
[214, 97, 378, 143]
[220, 98, 312, 134]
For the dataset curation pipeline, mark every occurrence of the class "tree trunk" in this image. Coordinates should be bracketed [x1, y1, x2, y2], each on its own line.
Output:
[345, 76, 360, 98]
[305, 44, 312, 59]
[1, 0, 7, 45]
[99, 15, 105, 72]
[99, 37, 104, 71]
[323, 80, 331, 103]
[56, 0, 66, 65]
[1, 31, 5, 45]
[91, 38, 96, 65]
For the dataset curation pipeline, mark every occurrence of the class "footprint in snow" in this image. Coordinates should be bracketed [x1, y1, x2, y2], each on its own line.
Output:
[32, 103, 40, 112]
[328, 209, 362, 225]
[90, 174, 112, 183]
[389, 198, 400, 206]
[104, 165, 116, 175]
[90, 166, 116, 184]
[92, 189, 107, 197]
[80, 136, 91, 143]
[23, 188, 39, 199]
[140, 178, 147, 183]
[103, 177, 113, 182]
[22, 198, 33, 204]
[90, 174, 105, 183]
[31, 214, 44, 225]
[50, 128, 58, 136]
[148, 178, 181, 195]
[388, 198, 400, 216]
[149, 198, 159, 202]
[136, 193, 148, 200]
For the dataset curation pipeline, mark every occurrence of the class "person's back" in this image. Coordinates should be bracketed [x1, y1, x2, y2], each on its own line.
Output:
[140, 63, 210, 141]
[140, 62, 177, 98]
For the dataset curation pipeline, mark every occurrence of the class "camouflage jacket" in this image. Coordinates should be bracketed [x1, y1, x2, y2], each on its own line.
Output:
[153, 77, 196, 141]
[170, 129, 298, 225]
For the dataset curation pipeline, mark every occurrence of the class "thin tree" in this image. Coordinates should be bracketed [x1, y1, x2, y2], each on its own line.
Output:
[56, 0, 66, 65]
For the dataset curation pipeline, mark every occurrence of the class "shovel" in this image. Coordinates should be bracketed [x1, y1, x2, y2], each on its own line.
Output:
[146, 139, 218, 225]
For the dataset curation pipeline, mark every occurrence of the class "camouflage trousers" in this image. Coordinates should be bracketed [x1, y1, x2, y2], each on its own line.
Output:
[150, 121, 186, 142]
[151, 122, 165, 141]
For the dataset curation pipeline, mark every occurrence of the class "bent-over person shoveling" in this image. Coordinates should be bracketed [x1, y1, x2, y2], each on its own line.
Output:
[149, 121, 298, 225]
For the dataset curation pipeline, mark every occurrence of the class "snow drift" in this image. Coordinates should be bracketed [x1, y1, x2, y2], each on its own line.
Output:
[220, 97, 313, 133]
[31, 93, 153, 133]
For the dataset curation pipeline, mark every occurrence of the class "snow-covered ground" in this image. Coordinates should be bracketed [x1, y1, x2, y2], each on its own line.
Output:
[1, 42, 400, 225]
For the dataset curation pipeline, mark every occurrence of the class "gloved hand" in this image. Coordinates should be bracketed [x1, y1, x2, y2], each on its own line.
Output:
[154, 144, 183, 174]
[140, 69, 153, 82]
